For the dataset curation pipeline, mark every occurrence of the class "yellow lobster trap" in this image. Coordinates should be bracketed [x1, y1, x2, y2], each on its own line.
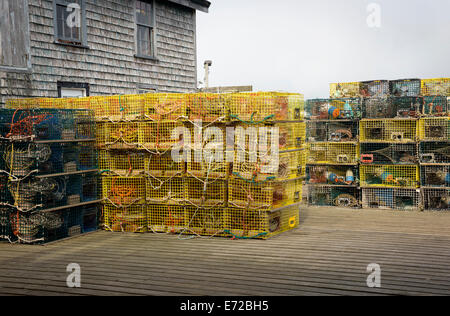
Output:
[145, 151, 185, 177]
[184, 177, 227, 207]
[330, 82, 361, 98]
[229, 92, 304, 123]
[185, 93, 230, 122]
[97, 122, 139, 149]
[138, 121, 184, 152]
[225, 204, 300, 239]
[101, 176, 147, 206]
[184, 206, 226, 237]
[232, 149, 306, 181]
[144, 93, 186, 121]
[146, 176, 185, 204]
[419, 117, 450, 141]
[106, 95, 145, 121]
[147, 204, 187, 234]
[359, 119, 418, 143]
[99, 150, 146, 176]
[360, 165, 419, 188]
[421, 78, 450, 96]
[228, 177, 302, 210]
[103, 204, 148, 233]
[307, 142, 359, 165]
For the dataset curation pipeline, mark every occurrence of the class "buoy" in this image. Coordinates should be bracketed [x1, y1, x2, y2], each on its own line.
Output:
[346, 169, 354, 183]
[328, 106, 340, 119]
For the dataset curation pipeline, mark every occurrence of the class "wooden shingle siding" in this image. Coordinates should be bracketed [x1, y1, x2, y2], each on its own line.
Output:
[1, 0, 198, 106]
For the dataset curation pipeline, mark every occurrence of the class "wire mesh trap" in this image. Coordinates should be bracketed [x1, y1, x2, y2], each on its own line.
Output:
[146, 176, 185, 205]
[422, 96, 448, 116]
[184, 177, 227, 207]
[102, 176, 146, 207]
[103, 95, 145, 121]
[421, 78, 450, 96]
[138, 121, 184, 151]
[98, 122, 139, 150]
[306, 165, 358, 186]
[99, 150, 146, 177]
[225, 204, 300, 239]
[360, 143, 418, 164]
[307, 142, 359, 165]
[306, 120, 359, 142]
[360, 165, 419, 188]
[419, 142, 450, 164]
[185, 93, 230, 122]
[305, 98, 361, 120]
[144, 93, 186, 121]
[360, 80, 390, 98]
[361, 188, 421, 210]
[360, 119, 418, 143]
[389, 79, 421, 97]
[362, 97, 422, 119]
[330, 82, 361, 99]
[146, 151, 185, 178]
[420, 165, 450, 187]
[418, 118, 450, 141]
[103, 204, 147, 233]
[228, 177, 302, 210]
[147, 204, 187, 234]
[306, 185, 360, 208]
[184, 206, 225, 237]
[422, 188, 450, 211]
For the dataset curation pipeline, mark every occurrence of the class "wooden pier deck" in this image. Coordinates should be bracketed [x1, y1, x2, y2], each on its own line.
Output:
[1, 207, 450, 296]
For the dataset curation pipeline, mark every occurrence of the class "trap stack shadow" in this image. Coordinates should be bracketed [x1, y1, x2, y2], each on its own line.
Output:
[0, 108, 99, 244]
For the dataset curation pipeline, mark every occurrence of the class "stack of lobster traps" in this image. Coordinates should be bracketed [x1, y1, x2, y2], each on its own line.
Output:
[0, 107, 99, 244]
[305, 95, 361, 208]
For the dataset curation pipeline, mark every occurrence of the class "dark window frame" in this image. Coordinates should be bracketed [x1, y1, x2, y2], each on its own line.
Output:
[135, 0, 157, 60]
[53, 0, 88, 47]
[57, 82, 90, 98]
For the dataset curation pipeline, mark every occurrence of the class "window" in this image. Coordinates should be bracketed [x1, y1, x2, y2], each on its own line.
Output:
[54, 0, 87, 46]
[58, 82, 90, 98]
[137, 84, 157, 94]
[136, 1, 156, 58]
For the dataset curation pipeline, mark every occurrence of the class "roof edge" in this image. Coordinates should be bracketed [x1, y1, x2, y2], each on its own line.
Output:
[166, 0, 211, 13]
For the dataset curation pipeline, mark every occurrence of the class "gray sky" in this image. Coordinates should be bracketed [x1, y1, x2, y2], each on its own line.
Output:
[196, 0, 450, 98]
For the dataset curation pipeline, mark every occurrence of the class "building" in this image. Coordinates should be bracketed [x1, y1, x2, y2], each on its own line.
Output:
[0, 0, 210, 106]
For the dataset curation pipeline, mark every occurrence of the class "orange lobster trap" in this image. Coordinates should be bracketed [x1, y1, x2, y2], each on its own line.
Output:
[228, 177, 303, 210]
[421, 78, 450, 96]
[147, 204, 187, 234]
[103, 204, 148, 233]
[307, 142, 359, 165]
[225, 204, 300, 239]
[184, 177, 227, 207]
[101, 176, 146, 206]
[138, 121, 184, 152]
[144, 93, 186, 121]
[99, 150, 146, 177]
[145, 151, 185, 178]
[97, 122, 139, 149]
[185, 93, 230, 122]
[146, 176, 185, 205]
[184, 206, 226, 237]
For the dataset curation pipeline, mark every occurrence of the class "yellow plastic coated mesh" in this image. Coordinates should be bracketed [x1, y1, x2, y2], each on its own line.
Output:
[148, 204, 187, 233]
[307, 142, 359, 164]
[101, 176, 146, 206]
[360, 165, 419, 188]
[184, 206, 225, 237]
[144, 93, 186, 121]
[146, 176, 185, 204]
[419, 118, 450, 141]
[145, 152, 185, 177]
[421, 78, 450, 96]
[138, 121, 183, 151]
[330, 82, 361, 98]
[360, 119, 418, 142]
[99, 150, 146, 176]
[184, 177, 227, 207]
[99, 122, 139, 149]
[103, 204, 147, 233]
[185, 93, 229, 122]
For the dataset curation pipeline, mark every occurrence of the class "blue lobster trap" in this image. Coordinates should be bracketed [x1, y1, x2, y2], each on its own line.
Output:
[81, 173, 98, 202]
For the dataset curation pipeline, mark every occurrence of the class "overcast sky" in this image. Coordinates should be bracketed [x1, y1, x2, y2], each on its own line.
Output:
[196, 0, 450, 98]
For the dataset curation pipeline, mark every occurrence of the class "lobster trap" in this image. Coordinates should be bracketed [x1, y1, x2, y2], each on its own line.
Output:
[422, 188, 450, 211]
[360, 80, 390, 98]
[418, 118, 450, 141]
[184, 206, 225, 237]
[421, 78, 450, 96]
[228, 177, 302, 210]
[102, 176, 146, 206]
[419, 142, 450, 164]
[147, 204, 187, 234]
[138, 121, 184, 151]
[81, 173, 98, 202]
[103, 204, 147, 233]
[307, 185, 360, 208]
[422, 96, 448, 116]
[229, 92, 304, 123]
[144, 93, 186, 121]
[307, 142, 359, 165]
[145, 152, 185, 177]
[184, 177, 227, 207]
[360, 143, 418, 164]
[104, 95, 145, 121]
[360, 165, 419, 188]
[362, 97, 422, 119]
[420, 165, 450, 187]
[76, 142, 98, 171]
[389, 79, 421, 97]
[361, 188, 421, 210]
[225, 204, 300, 239]
[187, 153, 228, 179]
[98, 122, 139, 150]
[305, 98, 361, 120]
[233, 149, 305, 181]
[306, 120, 359, 142]
[99, 150, 145, 177]
[330, 82, 361, 99]
[306, 165, 358, 186]
[75, 109, 96, 139]
[185, 93, 229, 122]
[359, 119, 418, 143]
[146, 176, 185, 204]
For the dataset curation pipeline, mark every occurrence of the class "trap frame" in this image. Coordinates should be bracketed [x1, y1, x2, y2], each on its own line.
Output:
[361, 188, 421, 210]
[418, 118, 450, 141]
[306, 165, 359, 186]
[420, 165, 450, 187]
[360, 143, 418, 165]
[146, 151, 185, 178]
[184, 177, 227, 207]
[421, 78, 450, 96]
[419, 141, 450, 164]
[362, 97, 422, 119]
[98, 122, 139, 150]
[360, 164, 420, 188]
[147, 204, 187, 234]
[146, 176, 185, 205]
[422, 96, 448, 116]
[103, 203, 147, 233]
[99, 150, 146, 177]
[305, 98, 361, 120]
[389, 79, 421, 97]
[185, 93, 230, 122]
[306, 185, 360, 208]
[359, 119, 418, 143]
[307, 142, 359, 165]
[422, 188, 450, 211]
[144, 93, 186, 121]
[184, 205, 226, 237]
[330, 82, 361, 99]
[101, 176, 146, 207]
[138, 121, 184, 152]
[360, 80, 390, 98]
[306, 120, 359, 142]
